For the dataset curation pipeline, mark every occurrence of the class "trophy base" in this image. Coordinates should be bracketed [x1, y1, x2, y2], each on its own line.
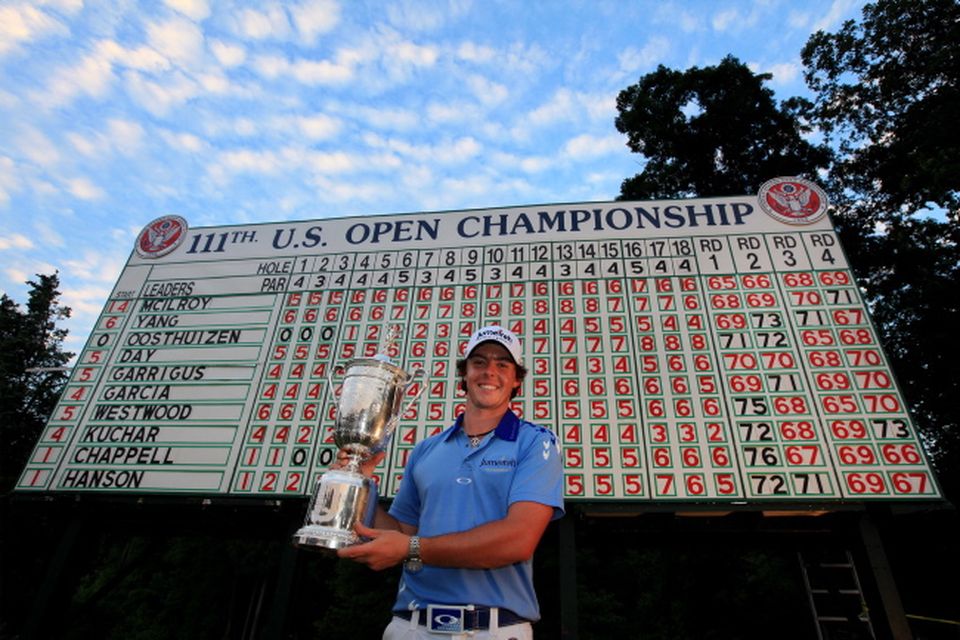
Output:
[292, 524, 359, 552]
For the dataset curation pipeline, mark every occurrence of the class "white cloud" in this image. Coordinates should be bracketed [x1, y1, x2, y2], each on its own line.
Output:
[814, 0, 862, 31]
[787, 10, 810, 29]
[292, 57, 354, 84]
[400, 165, 434, 189]
[252, 53, 353, 85]
[251, 54, 287, 78]
[332, 103, 419, 131]
[164, 0, 211, 22]
[387, 39, 438, 67]
[209, 145, 404, 184]
[161, 130, 207, 152]
[34, 220, 65, 248]
[362, 134, 481, 164]
[146, 16, 206, 69]
[17, 127, 61, 167]
[467, 75, 508, 106]
[562, 134, 624, 158]
[385, 1, 448, 32]
[38, 46, 116, 107]
[426, 100, 481, 124]
[207, 149, 282, 183]
[291, 0, 340, 44]
[766, 62, 801, 85]
[98, 39, 170, 72]
[210, 39, 246, 67]
[499, 42, 549, 77]
[438, 137, 481, 163]
[292, 114, 342, 140]
[489, 151, 552, 174]
[110, 119, 146, 154]
[124, 69, 200, 116]
[677, 10, 703, 33]
[5, 261, 59, 289]
[0, 233, 34, 250]
[0, 3, 68, 56]
[293, 149, 356, 173]
[197, 71, 231, 94]
[234, 118, 259, 136]
[712, 9, 739, 32]
[311, 176, 384, 203]
[618, 37, 671, 75]
[66, 177, 105, 200]
[457, 41, 496, 64]
[527, 89, 576, 127]
[63, 283, 118, 317]
[237, 5, 291, 40]
[0, 156, 19, 205]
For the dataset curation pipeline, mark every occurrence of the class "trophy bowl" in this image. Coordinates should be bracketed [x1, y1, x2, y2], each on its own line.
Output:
[292, 354, 424, 551]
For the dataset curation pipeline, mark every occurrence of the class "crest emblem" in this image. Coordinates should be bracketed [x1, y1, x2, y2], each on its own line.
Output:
[758, 177, 828, 225]
[135, 215, 188, 259]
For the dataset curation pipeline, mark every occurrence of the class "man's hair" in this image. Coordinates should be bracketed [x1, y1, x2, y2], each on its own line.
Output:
[456, 355, 528, 399]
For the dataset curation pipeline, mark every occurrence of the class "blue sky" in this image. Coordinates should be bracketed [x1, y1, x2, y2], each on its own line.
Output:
[1, 0, 866, 355]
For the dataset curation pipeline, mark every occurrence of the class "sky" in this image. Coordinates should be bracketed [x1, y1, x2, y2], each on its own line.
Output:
[1, 0, 867, 356]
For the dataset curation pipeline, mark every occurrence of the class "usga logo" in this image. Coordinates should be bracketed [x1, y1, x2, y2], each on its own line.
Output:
[758, 177, 829, 225]
[135, 215, 188, 259]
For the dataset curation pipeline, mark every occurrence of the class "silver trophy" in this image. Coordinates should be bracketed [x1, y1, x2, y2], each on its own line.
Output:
[292, 325, 424, 551]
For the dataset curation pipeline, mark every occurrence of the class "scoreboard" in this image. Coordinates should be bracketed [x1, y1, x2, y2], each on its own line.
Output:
[16, 179, 942, 503]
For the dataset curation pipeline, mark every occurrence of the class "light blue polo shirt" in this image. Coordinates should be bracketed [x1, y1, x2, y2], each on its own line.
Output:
[388, 409, 564, 621]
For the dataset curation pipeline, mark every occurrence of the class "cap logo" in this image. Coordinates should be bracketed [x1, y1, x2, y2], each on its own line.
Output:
[465, 325, 523, 365]
[476, 328, 515, 345]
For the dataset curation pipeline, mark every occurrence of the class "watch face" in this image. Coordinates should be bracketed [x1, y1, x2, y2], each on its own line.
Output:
[405, 558, 423, 573]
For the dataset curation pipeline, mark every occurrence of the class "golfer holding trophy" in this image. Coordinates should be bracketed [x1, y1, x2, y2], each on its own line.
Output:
[331, 325, 564, 639]
[293, 325, 424, 550]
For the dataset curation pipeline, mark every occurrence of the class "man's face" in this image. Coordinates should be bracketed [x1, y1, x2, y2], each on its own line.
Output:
[464, 342, 521, 411]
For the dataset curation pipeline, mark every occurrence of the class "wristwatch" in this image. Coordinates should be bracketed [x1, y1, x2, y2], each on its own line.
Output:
[405, 535, 423, 573]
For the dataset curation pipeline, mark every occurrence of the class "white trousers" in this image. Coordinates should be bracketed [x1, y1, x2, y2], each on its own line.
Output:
[382, 611, 534, 640]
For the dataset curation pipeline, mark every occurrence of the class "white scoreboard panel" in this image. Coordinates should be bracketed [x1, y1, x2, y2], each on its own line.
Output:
[16, 187, 942, 502]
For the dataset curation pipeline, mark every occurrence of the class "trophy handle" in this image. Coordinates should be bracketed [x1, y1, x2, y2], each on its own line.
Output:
[325, 363, 346, 410]
[382, 367, 427, 436]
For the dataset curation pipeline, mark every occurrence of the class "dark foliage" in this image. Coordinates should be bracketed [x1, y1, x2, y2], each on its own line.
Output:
[0, 273, 73, 492]
[614, 55, 831, 200]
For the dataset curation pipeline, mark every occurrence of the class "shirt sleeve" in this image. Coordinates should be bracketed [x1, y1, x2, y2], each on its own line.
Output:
[387, 441, 422, 527]
[509, 425, 565, 520]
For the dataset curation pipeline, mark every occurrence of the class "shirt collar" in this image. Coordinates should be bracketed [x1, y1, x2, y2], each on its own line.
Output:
[443, 408, 521, 443]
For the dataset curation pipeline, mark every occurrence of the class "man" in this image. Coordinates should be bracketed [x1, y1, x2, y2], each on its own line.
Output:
[337, 325, 564, 639]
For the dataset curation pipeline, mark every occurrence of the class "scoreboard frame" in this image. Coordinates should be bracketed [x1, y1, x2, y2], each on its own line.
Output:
[16, 179, 942, 504]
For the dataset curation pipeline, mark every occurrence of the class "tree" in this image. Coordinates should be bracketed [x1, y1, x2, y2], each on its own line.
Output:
[800, 0, 960, 499]
[800, 0, 959, 226]
[0, 272, 74, 491]
[614, 55, 831, 200]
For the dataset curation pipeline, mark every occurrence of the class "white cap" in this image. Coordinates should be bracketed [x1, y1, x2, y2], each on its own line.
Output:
[463, 325, 523, 366]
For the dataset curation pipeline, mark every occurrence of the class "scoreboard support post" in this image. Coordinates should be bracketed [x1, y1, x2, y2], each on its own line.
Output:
[559, 514, 579, 639]
[858, 510, 912, 640]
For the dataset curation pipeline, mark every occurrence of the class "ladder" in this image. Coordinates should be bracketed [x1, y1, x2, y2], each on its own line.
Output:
[798, 549, 876, 640]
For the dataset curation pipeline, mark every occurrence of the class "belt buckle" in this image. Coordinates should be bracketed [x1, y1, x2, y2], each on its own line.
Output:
[425, 604, 474, 634]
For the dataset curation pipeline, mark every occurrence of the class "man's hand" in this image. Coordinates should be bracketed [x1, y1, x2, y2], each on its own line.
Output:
[330, 450, 386, 478]
[337, 522, 410, 571]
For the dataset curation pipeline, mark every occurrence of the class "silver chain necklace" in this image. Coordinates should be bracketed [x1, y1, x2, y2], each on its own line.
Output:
[467, 428, 496, 447]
